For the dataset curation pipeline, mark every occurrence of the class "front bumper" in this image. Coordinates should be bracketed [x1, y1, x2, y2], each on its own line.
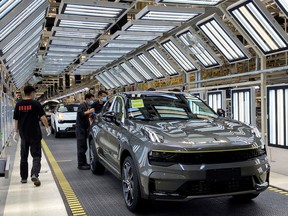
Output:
[140, 155, 270, 200]
[56, 123, 76, 133]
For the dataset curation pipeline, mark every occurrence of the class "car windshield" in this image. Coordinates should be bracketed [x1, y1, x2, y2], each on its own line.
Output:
[57, 104, 79, 112]
[127, 93, 218, 121]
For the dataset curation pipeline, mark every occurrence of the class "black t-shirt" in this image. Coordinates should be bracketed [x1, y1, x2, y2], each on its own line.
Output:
[76, 102, 90, 130]
[13, 99, 45, 140]
[91, 101, 104, 114]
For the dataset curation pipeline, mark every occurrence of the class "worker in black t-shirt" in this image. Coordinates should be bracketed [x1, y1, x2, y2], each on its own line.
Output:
[91, 90, 108, 115]
[76, 93, 95, 170]
[13, 85, 51, 186]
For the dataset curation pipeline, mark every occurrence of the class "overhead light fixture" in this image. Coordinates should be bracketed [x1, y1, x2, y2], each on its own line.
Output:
[227, 0, 288, 55]
[50, 38, 91, 47]
[108, 68, 128, 86]
[99, 48, 132, 54]
[1, 10, 45, 54]
[46, 52, 79, 57]
[177, 27, 222, 68]
[61, 2, 127, 18]
[53, 27, 100, 39]
[114, 65, 134, 84]
[7, 45, 38, 69]
[58, 19, 110, 30]
[161, 37, 198, 72]
[129, 57, 153, 80]
[155, 0, 225, 6]
[100, 72, 117, 88]
[104, 40, 145, 48]
[136, 5, 203, 22]
[138, 53, 165, 78]
[147, 47, 178, 76]
[274, 0, 288, 17]
[122, 20, 179, 33]
[96, 74, 111, 89]
[0, 0, 47, 41]
[197, 14, 251, 63]
[47, 46, 84, 53]
[120, 62, 143, 83]
[103, 71, 121, 87]
[0, 0, 21, 19]
[111, 31, 162, 41]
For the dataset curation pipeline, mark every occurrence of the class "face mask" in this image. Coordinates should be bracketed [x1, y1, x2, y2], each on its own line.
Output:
[102, 97, 107, 102]
[88, 100, 94, 105]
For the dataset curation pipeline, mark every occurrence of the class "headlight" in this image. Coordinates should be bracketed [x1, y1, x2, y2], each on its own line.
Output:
[148, 151, 177, 166]
[141, 127, 164, 143]
[250, 126, 265, 150]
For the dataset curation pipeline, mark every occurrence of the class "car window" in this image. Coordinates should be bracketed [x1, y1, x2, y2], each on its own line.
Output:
[57, 104, 79, 112]
[111, 97, 125, 120]
[102, 97, 114, 113]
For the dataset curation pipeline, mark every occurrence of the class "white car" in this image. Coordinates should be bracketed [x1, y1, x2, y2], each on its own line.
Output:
[51, 103, 79, 138]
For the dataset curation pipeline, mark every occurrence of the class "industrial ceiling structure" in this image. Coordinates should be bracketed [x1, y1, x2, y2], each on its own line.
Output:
[0, 0, 288, 99]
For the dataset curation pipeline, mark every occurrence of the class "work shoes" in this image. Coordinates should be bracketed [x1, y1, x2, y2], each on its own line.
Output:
[21, 179, 27, 184]
[31, 175, 41, 187]
[78, 164, 90, 170]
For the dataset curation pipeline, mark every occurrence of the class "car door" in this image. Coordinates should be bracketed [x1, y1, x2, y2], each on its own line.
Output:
[101, 96, 125, 173]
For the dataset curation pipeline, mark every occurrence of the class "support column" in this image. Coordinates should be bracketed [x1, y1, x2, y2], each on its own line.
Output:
[260, 56, 267, 143]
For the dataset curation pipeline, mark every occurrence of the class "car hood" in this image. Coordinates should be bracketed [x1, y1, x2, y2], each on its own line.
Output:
[130, 118, 257, 150]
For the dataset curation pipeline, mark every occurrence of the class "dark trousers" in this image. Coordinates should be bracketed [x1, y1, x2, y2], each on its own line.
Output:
[76, 127, 89, 166]
[20, 137, 42, 180]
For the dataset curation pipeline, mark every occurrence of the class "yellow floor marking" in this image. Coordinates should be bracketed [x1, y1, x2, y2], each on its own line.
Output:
[269, 186, 288, 195]
[42, 139, 87, 216]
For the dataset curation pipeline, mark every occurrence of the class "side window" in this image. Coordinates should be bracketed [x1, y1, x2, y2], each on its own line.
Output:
[112, 97, 125, 120]
[102, 97, 114, 113]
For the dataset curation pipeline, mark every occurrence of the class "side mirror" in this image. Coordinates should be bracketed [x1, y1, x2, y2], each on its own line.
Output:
[217, 108, 225, 117]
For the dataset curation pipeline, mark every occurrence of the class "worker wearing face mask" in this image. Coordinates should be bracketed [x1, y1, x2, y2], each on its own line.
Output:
[76, 93, 95, 170]
[91, 90, 108, 114]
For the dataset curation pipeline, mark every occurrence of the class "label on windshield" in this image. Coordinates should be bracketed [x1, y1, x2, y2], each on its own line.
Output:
[131, 99, 144, 108]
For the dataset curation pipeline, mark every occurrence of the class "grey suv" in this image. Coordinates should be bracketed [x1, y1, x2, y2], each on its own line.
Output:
[89, 91, 270, 212]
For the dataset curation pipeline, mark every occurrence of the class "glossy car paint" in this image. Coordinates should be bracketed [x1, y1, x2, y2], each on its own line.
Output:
[89, 91, 270, 201]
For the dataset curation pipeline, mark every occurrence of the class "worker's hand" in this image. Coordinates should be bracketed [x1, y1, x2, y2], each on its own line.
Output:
[89, 108, 95, 114]
[13, 132, 18, 143]
[46, 127, 51, 136]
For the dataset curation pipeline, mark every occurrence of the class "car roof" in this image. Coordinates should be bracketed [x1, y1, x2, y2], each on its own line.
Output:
[117, 91, 190, 97]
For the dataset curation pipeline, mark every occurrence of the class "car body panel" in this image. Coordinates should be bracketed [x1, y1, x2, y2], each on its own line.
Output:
[89, 91, 270, 201]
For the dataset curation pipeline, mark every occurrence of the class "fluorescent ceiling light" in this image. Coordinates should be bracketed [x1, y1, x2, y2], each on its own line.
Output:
[103, 71, 121, 87]
[5, 29, 41, 61]
[155, 0, 224, 6]
[227, 0, 288, 55]
[0, 0, 46, 41]
[108, 68, 127, 86]
[112, 31, 161, 41]
[197, 14, 251, 63]
[177, 28, 222, 68]
[47, 46, 84, 53]
[46, 52, 79, 57]
[136, 5, 203, 22]
[0, 0, 21, 19]
[50, 39, 90, 47]
[148, 47, 178, 76]
[1, 10, 45, 54]
[122, 20, 178, 33]
[58, 19, 110, 30]
[62, 3, 125, 18]
[129, 58, 153, 80]
[161, 38, 198, 72]
[275, 0, 288, 17]
[99, 73, 116, 88]
[138, 53, 164, 78]
[114, 66, 134, 84]
[98, 48, 132, 55]
[96, 50, 123, 58]
[54, 30, 99, 39]
[96, 75, 111, 89]
[105, 41, 144, 48]
[120, 62, 142, 83]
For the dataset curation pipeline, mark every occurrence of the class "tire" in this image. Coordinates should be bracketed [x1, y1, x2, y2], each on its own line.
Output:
[89, 139, 105, 175]
[232, 193, 260, 201]
[54, 123, 60, 138]
[122, 156, 143, 212]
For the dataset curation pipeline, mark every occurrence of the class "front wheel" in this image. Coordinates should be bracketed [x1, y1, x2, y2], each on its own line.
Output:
[122, 156, 143, 212]
[89, 139, 105, 175]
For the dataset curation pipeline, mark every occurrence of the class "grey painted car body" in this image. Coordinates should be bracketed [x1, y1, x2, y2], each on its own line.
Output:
[89, 91, 270, 200]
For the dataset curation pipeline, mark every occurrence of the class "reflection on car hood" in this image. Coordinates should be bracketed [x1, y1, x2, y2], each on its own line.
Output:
[131, 118, 257, 150]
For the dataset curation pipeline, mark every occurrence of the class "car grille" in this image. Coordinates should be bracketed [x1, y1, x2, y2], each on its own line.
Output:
[149, 148, 265, 166]
[176, 176, 254, 196]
